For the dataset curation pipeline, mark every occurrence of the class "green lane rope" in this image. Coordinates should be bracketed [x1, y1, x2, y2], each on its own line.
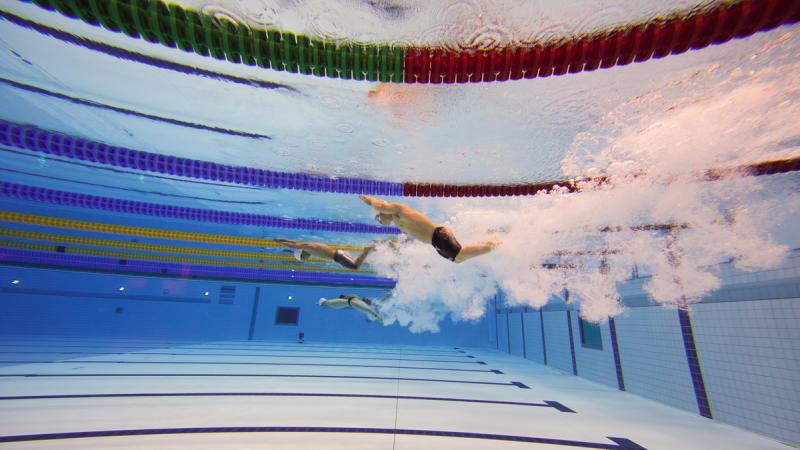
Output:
[25, 0, 403, 82]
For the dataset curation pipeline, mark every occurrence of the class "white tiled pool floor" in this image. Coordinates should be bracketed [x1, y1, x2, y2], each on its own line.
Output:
[0, 337, 789, 449]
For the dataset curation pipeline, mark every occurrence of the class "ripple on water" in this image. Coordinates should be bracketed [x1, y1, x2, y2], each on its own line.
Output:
[319, 94, 342, 109]
[236, 0, 280, 27]
[570, 1, 631, 37]
[306, 6, 348, 42]
[336, 123, 355, 133]
[199, 3, 248, 28]
[461, 22, 515, 51]
[372, 137, 389, 147]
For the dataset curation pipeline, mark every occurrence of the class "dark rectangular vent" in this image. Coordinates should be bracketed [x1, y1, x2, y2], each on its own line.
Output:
[579, 318, 603, 350]
[275, 307, 299, 325]
[219, 285, 236, 304]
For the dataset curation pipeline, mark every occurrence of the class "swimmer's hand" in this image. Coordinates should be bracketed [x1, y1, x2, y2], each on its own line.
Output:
[486, 239, 501, 249]
[359, 194, 377, 206]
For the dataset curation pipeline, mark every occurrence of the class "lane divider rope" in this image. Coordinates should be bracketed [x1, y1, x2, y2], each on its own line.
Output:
[0, 120, 404, 196]
[402, 156, 800, 197]
[0, 181, 398, 234]
[17, 0, 800, 83]
[0, 238, 375, 273]
[3, 120, 798, 198]
[0, 8, 296, 91]
[0, 227, 331, 262]
[0, 248, 395, 286]
[0, 210, 365, 251]
[403, 0, 800, 83]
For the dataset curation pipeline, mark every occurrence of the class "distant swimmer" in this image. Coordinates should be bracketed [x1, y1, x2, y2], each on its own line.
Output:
[275, 239, 375, 270]
[359, 194, 499, 263]
[318, 294, 384, 325]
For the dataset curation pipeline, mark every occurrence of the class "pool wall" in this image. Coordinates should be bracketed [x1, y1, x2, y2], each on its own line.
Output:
[0, 264, 491, 346]
[491, 250, 800, 445]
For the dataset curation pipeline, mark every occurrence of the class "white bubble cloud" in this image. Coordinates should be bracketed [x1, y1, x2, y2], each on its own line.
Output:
[369, 31, 799, 332]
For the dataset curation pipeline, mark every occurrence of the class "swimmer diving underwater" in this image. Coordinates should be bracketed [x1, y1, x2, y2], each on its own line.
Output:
[359, 194, 500, 262]
[318, 294, 385, 325]
[275, 238, 376, 270]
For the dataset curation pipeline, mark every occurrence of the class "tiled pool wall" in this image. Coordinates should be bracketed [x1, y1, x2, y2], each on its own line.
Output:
[491, 249, 800, 445]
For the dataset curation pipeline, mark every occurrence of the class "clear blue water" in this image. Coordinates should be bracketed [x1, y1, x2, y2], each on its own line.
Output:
[0, 0, 798, 336]
[0, 1, 799, 448]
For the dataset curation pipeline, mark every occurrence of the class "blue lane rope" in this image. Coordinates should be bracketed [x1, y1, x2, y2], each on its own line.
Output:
[0, 181, 400, 234]
[0, 120, 404, 196]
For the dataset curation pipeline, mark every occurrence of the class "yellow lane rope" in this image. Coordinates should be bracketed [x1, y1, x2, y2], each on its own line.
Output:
[0, 227, 330, 263]
[0, 210, 365, 251]
[0, 239, 376, 274]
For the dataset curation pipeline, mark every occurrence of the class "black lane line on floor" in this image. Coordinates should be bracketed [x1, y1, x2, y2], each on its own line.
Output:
[0, 77, 272, 140]
[0, 427, 644, 448]
[0, 360, 497, 373]
[0, 392, 575, 412]
[0, 373, 531, 388]
[0, 9, 296, 92]
[0, 344, 467, 357]
[0, 351, 484, 364]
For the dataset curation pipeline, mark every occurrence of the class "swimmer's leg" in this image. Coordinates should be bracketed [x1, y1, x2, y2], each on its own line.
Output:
[454, 240, 501, 263]
[349, 298, 384, 325]
[318, 298, 349, 309]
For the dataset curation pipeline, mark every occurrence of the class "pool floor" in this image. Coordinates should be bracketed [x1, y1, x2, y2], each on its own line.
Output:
[0, 337, 787, 449]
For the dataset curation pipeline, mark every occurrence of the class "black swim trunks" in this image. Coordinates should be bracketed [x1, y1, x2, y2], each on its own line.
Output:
[343, 295, 371, 306]
[333, 249, 358, 269]
[432, 226, 462, 261]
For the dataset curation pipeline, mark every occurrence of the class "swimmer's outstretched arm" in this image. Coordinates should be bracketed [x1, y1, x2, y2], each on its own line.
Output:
[318, 297, 349, 309]
[359, 195, 403, 214]
[454, 239, 501, 264]
[276, 239, 337, 257]
[274, 238, 301, 248]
